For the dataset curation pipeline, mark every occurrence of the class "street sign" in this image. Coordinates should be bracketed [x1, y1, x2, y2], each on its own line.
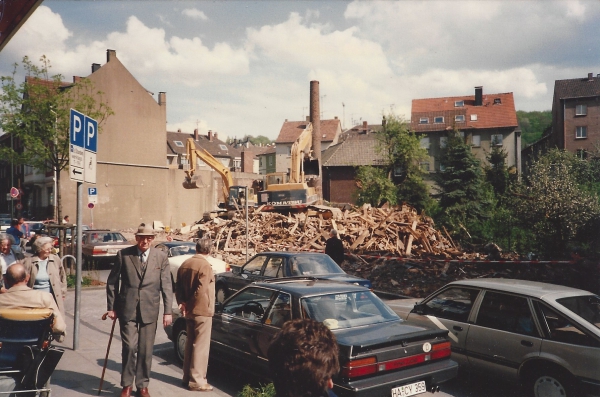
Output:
[88, 187, 98, 204]
[70, 109, 98, 184]
[15, 203, 22, 210]
[88, 203, 95, 209]
[10, 187, 19, 198]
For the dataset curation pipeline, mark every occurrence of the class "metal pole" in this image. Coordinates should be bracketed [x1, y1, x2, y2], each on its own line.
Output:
[10, 133, 14, 217]
[90, 207, 94, 228]
[73, 181, 83, 350]
[245, 186, 248, 263]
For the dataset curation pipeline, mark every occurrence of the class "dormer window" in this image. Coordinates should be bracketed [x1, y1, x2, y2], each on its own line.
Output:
[419, 117, 429, 124]
[455, 115, 465, 122]
[454, 100, 464, 107]
[434, 116, 444, 123]
[493, 98, 502, 105]
[174, 140, 184, 147]
[219, 144, 228, 151]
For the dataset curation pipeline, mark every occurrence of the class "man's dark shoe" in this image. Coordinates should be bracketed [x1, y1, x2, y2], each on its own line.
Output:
[137, 387, 151, 397]
[120, 386, 132, 397]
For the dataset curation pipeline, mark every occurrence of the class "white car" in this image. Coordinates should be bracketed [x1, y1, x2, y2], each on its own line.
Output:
[154, 241, 230, 286]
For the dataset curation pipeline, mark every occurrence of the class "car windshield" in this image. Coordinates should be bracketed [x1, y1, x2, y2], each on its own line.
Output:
[0, 219, 10, 226]
[169, 245, 196, 256]
[289, 255, 345, 276]
[301, 291, 399, 330]
[556, 295, 600, 330]
[88, 232, 126, 243]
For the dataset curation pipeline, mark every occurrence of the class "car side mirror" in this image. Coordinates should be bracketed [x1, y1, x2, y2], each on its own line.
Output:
[232, 266, 241, 275]
[413, 303, 426, 315]
[214, 302, 224, 313]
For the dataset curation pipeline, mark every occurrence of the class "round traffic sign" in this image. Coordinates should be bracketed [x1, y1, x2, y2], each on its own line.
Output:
[15, 203, 23, 210]
[10, 187, 19, 198]
[88, 203, 95, 209]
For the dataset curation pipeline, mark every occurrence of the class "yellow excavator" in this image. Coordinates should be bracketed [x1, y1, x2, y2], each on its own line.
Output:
[182, 138, 256, 216]
[258, 123, 319, 211]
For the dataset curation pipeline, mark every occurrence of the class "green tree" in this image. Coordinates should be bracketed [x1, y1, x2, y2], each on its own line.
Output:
[434, 128, 490, 241]
[354, 166, 397, 207]
[516, 110, 551, 146]
[375, 114, 432, 211]
[512, 149, 600, 255]
[0, 56, 113, 221]
[485, 145, 510, 196]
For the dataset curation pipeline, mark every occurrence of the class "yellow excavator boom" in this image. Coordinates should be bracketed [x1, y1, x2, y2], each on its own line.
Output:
[183, 138, 232, 202]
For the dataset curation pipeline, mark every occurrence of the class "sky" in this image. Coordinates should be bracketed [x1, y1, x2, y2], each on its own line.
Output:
[2, 0, 599, 142]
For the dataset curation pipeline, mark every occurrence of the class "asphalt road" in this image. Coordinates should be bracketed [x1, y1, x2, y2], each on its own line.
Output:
[66, 282, 527, 397]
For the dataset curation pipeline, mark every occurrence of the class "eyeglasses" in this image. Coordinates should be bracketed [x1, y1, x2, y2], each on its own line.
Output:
[138, 236, 155, 241]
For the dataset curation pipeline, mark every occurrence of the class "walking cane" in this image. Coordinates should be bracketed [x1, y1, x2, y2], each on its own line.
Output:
[98, 312, 117, 395]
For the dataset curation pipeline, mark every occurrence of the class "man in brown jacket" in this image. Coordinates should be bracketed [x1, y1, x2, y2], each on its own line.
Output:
[175, 238, 215, 392]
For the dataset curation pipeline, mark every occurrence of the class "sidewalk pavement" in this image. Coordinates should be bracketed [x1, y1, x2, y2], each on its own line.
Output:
[50, 287, 227, 397]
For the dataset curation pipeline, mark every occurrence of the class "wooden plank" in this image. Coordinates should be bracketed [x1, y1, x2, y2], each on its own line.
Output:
[350, 229, 370, 250]
[405, 220, 418, 255]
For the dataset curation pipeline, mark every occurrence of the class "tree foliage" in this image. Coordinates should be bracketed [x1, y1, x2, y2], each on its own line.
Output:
[511, 149, 600, 255]
[0, 56, 113, 220]
[354, 166, 397, 207]
[516, 110, 551, 146]
[228, 135, 273, 146]
[434, 128, 490, 240]
[374, 113, 432, 211]
[485, 145, 510, 197]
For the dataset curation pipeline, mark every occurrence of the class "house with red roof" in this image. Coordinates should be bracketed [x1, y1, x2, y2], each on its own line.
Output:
[411, 87, 521, 176]
[274, 117, 342, 175]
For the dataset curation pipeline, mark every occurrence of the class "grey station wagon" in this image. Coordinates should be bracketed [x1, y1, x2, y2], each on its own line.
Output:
[386, 279, 600, 397]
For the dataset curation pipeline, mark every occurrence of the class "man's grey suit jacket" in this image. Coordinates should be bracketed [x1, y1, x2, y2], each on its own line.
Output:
[106, 245, 173, 324]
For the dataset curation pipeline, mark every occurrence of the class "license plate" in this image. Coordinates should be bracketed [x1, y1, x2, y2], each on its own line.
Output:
[391, 381, 426, 397]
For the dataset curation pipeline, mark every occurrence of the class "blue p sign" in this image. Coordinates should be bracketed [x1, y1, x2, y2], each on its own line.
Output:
[85, 117, 98, 153]
[70, 109, 85, 148]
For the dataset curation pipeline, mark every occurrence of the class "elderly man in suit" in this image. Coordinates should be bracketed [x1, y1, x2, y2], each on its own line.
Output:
[106, 225, 172, 397]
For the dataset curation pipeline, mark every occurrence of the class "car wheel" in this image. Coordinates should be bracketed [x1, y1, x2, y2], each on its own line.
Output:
[527, 368, 576, 397]
[173, 320, 187, 363]
[216, 284, 228, 304]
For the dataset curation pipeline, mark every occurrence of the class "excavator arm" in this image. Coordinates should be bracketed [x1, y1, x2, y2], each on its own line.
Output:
[183, 138, 233, 202]
[290, 123, 313, 183]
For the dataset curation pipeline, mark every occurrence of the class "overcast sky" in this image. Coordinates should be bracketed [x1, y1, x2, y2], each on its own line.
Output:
[2, 0, 599, 141]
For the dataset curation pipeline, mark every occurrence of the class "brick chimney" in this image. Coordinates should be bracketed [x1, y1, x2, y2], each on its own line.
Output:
[214, 132, 218, 141]
[92, 63, 101, 73]
[475, 86, 483, 106]
[382, 116, 386, 127]
[194, 129, 199, 141]
[107, 49, 116, 62]
[208, 130, 213, 141]
[73, 76, 82, 83]
[158, 92, 166, 106]
[309, 80, 322, 197]
[241, 151, 254, 172]
[588, 73, 594, 81]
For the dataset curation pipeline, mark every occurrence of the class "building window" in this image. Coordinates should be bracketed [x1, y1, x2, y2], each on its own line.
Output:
[470, 114, 478, 121]
[491, 134, 503, 146]
[268, 157, 273, 166]
[420, 137, 430, 149]
[173, 140, 184, 147]
[420, 162, 430, 172]
[259, 158, 263, 166]
[455, 115, 465, 122]
[576, 126, 587, 139]
[434, 116, 444, 123]
[439, 163, 446, 172]
[419, 117, 429, 124]
[393, 165, 404, 177]
[455, 100, 464, 107]
[472, 135, 481, 147]
[576, 104, 587, 116]
[440, 137, 448, 148]
[493, 98, 502, 105]
[576, 149, 587, 159]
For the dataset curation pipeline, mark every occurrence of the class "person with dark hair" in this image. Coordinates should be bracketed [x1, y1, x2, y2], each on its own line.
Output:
[6, 219, 24, 253]
[62, 215, 69, 224]
[325, 229, 344, 265]
[268, 318, 339, 397]
[175, 238, 215, 392]
[106, 225, 172, 397]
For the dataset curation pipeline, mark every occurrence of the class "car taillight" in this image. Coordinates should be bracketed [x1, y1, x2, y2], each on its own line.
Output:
[93, 248, 108, 255]
[341, 342, 451, 379]
[340, 357, 377, 378]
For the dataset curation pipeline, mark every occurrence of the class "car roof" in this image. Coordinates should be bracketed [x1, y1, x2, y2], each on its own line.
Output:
[156, 241, 195, 248]
[252, 252, 331, 258]
[448, 278, 593, 300]
[253, 278, 369, 296]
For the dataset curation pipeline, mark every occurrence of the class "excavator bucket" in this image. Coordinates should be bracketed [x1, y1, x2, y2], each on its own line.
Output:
[182, 175, 207, 189]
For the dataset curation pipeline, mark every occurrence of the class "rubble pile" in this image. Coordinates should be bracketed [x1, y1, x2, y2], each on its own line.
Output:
[171, 204, 598, 298]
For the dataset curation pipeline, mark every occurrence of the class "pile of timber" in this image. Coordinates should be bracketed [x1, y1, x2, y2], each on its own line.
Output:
[178, 203, 465, 266]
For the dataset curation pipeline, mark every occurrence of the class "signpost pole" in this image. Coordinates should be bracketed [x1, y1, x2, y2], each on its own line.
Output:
[74, 181, 82, 350]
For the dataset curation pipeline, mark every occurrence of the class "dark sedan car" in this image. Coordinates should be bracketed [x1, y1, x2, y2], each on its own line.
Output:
[215, 252, 371, 303]
[166, 279, 458, 397]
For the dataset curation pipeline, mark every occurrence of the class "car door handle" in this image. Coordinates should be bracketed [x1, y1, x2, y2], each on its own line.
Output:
[453, 326, 463, 331]
[521, 340, 533, 347]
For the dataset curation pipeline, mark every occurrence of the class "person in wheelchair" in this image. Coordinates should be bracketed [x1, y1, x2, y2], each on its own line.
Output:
[0, 264, 66, 337]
